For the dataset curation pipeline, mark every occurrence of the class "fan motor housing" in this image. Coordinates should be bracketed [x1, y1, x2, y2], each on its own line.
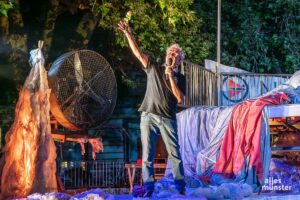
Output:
[48, 50, 117, 130]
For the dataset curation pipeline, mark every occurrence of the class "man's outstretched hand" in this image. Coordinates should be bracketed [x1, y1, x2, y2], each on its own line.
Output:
[117, 21, 132, 35]
[116, 20, 149, 68]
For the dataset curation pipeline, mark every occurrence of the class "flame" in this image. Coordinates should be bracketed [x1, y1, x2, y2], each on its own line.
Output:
[0, 61, 57, 198]
[0, 89, 40, 197]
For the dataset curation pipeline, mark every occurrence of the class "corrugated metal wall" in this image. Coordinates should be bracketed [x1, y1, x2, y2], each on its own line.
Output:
[219, 73, 291, 106]
[182, 61, 218, 107]
[182, 61, 291, 107]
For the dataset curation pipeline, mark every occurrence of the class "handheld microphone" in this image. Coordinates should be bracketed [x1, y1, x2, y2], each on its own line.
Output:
[165, 58, 173, 80]
[166, 57, 172, 66]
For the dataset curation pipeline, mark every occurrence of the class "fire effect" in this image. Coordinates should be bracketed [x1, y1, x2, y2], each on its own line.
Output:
[1, 90, 39, 197]
[0, 42, 57, 198]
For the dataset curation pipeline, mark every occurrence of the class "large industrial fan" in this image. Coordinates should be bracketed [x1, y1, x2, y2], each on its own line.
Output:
[48, 50, 117, 130]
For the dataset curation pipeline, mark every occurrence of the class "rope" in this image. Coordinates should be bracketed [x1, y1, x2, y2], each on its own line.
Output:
[38, 40, 44, 50]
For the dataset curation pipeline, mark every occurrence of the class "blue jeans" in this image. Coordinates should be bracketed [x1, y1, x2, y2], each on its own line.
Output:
[140, 112, 185, 193]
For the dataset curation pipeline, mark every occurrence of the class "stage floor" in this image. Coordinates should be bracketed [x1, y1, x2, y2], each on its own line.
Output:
[112, 193, 300, 200]
[245, 194, 300, 200]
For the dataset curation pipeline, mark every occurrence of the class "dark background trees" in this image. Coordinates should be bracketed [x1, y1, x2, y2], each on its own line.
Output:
[196, 0, 299, 73]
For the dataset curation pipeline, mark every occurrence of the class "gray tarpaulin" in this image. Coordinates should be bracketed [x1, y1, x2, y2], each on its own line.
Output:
[165, 106, 234, 177]
[165, 71, 300, 189]
[164, 102, 273, 189]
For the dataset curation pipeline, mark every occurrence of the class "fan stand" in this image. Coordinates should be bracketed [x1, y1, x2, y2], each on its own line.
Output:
[50, 117, 103, 192]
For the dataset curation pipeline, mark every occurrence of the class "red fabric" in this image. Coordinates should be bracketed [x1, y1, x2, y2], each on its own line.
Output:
[213, 92, 289, 180]
[77, 137, 103, 160]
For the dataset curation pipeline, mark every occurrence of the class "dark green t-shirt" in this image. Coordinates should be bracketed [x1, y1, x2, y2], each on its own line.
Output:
[138, 60, 186, 119]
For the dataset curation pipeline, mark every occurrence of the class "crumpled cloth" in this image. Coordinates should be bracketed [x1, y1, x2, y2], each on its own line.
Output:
[213, 92, 289, 180]
[0, 43, 57, 198]
[29, 41, 45, 67]
[78, 137, 103, 160]
[165, 106, 234, 177]
[132, 185, 146, 198]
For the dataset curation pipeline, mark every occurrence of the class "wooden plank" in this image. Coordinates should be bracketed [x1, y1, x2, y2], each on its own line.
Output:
[272, 147, 300, 151]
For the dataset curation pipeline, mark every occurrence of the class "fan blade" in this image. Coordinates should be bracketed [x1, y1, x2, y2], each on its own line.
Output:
[74, 52, 83, 89]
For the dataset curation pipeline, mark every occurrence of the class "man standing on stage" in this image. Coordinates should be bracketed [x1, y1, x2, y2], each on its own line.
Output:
[117, 21, 186, 197]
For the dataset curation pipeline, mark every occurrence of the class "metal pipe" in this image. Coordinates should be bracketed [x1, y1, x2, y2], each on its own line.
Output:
[216, 0, 222, 106]
[217, 0, 221, 73]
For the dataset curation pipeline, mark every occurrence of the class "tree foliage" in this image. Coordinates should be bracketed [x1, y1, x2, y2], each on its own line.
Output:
[88, 0, 213, 63]
[195, 0, 299, 73]
[0, 0, 14, 16]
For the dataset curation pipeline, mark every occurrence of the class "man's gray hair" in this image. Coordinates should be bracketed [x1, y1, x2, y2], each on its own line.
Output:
[166, 43, 185, 61]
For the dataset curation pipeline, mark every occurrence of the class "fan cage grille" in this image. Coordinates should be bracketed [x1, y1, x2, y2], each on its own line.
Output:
[49, 50, 117, 130]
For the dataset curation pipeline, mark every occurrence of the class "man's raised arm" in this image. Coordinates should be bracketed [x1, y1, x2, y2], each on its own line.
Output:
[117, 21, 149, 68]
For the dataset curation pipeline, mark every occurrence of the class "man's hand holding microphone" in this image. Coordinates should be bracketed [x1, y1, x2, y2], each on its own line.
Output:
[165, 57, 175, 80]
